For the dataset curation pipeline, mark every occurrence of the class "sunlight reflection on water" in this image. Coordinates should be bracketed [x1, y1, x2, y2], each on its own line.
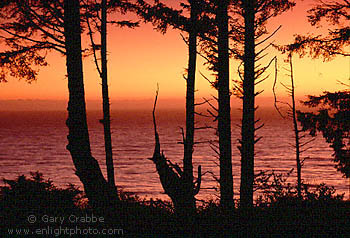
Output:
[0, 110, 345, 202]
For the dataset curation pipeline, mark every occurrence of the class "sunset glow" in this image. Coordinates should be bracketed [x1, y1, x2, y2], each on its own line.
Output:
[2, 1, 350, 235]
[0, 0, 349, 111]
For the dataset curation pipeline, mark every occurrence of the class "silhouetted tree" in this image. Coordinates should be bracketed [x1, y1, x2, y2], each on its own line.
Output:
[272, 0, 349, 199]
[272, 50, 315, 198]
[132, 0, 203, 214]
[284, 0, 350, 180]
[0, 0, 126, 208]
[183, 0, 200, 213]
[85, 0, 138, 189]
[150, 86, 201, 216]
[64, 0, 118, 208]
[285, 54, 302, 198]
[100, 0, 114, 188]
[136, 0, 236, 211]
[239, 0, 256, 208]
[85, 0, 116, 189]
[200, 0, 294, 208]
[216, 0, 234, 209]
[186, 0, 235, 209]
[230, 0, 295, 208]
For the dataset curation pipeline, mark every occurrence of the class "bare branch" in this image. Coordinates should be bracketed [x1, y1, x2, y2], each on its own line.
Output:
[86, 12, 102, 76]
[256, 25, 282, 47]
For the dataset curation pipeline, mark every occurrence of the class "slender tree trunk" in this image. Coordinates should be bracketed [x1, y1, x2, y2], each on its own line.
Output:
[240, 0, 255, 208]
[149, 1, 202, 216]
[101, 0, 115, 188]
[64, 0, 116, 208]
[289, 54, 302, 198]
[183, 0, 198, 214]
[217, 0, 234, 209]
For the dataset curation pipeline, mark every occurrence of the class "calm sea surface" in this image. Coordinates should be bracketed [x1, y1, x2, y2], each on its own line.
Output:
[0, 109, 347, 201]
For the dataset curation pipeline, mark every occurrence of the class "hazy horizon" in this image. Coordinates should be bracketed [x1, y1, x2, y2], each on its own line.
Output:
[0, 95, 314, 112]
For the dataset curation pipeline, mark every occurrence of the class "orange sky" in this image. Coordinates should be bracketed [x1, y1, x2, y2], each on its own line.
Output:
[0, 0, 349, 110]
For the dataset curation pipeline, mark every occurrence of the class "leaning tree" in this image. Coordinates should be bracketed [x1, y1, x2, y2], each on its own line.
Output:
[131, 0, 205, 214]
[0, 0, 135, 208]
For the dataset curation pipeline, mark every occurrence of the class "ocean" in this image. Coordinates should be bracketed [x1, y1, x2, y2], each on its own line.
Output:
[0, 109, 346, 201]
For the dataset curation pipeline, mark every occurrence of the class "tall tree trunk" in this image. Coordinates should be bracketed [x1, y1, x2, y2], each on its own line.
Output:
[149, 1, 201, 216]
[217, 0, 234, 209]
[183, 0, 198, 214]
[289, 54, 302, 198]
[101, 0, 115, 188]
[64, 0, 116, 208]
[240, 0, 256, 208]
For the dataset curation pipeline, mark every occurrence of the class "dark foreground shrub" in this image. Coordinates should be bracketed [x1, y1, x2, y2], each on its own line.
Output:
[0, 172, 82, 229]
[2, 171, 350, 236]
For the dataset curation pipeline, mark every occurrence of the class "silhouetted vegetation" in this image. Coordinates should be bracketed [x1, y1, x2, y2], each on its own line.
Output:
[2, 171, 350, 236]
[0, 172, 82, 232]
[287, 0, 349, 59]
[64, 0, 118, 208]
[298, 91, 350, 177]
[233, 0, 296, 208]
[0, 0, 127, 208]
[85, 0, 139, 190]
[216, 0, 234, 209]
[86, 0, 116, 189]
[282, 0, 350, 178]
[150, 87, 201, 217]
[272, 50, 315, 198]
[1, 0, 350, 236]
[132, 0, 204, 215]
